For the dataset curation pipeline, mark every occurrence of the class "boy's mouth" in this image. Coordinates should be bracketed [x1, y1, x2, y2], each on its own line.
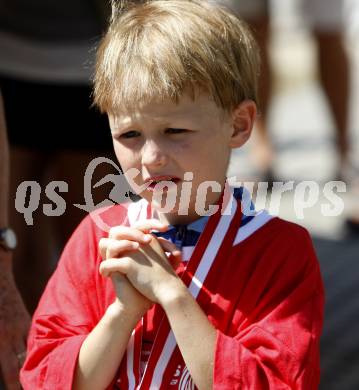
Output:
[145, 176, 181, 191]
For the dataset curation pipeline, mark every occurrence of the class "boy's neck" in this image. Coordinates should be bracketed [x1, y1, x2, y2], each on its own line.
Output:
[156, 212, 204, 227]
[153, 188, 226, 226]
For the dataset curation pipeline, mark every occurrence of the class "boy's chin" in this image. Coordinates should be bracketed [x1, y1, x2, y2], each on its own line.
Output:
[150, 199, 181, 215]
[145, 187, 179, 208]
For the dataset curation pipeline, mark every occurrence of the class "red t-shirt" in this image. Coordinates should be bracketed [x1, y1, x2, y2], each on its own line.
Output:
[20, 203, 324, 389]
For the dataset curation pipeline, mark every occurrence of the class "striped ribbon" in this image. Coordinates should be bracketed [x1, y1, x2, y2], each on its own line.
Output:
[117, 186, 273, 389]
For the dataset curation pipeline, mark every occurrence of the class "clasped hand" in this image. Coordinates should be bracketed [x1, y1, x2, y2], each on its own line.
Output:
[99, 220, 183, 315]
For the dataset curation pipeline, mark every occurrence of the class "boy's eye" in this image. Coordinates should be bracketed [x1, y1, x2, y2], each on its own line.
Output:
[119, 130, 141, 139]
[165, 128, 187, 134]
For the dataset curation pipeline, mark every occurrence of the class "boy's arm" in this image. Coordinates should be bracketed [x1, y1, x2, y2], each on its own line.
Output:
[160, 282, 217, 390]
[0, 90, 31, 389]
[20, 213, 139, 390]
[73, 296, 141, 390]
[76, 294, 216, 390]
[161, 228, 324, 390]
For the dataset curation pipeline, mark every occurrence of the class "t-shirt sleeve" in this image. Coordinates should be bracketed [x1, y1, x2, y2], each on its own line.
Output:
[20, 213, 112, 390]
[213, 224, 324, 389]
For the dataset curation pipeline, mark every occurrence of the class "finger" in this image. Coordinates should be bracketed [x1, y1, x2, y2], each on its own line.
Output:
[156, 237, 182, 258]
[156, 238, 182, 269]
[106, 239, 140, 260]
[109, 225, 153, 244]
[167, 253, 182, 270]
[99, 257, 131, 277]
[16, 351, 26, 369]
[14, 338, 27, 369]
[110, 272, 126, 284]
[134, 219, 169, 233]
[0, 350, 21, 390]
[99, 238, 139, 259]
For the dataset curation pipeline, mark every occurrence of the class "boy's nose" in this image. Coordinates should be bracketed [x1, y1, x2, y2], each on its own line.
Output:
[141, 140, 167, 168]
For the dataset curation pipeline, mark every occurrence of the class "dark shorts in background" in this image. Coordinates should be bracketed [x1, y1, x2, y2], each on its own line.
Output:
[0, 76, 112, 151]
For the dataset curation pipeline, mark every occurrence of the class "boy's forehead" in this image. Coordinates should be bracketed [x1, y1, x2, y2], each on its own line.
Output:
[109, 93, 227, 129]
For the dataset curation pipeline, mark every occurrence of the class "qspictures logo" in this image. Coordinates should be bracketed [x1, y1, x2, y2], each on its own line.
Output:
[14, 157, 347, 231]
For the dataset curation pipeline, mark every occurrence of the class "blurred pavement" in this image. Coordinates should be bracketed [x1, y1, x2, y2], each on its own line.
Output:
[228, 1, 359, 389]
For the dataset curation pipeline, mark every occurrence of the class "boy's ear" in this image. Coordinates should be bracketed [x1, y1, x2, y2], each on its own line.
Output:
[229, 100, 257, 148]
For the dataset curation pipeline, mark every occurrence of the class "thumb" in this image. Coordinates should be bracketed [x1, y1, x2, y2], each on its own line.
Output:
[157, 237, 182, 268]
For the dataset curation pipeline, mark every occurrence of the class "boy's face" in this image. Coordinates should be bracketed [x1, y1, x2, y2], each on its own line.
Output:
[108, 93, 252, 224]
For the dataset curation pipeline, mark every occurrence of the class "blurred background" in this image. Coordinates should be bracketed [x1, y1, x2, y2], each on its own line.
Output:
[228, 0, 359, 389]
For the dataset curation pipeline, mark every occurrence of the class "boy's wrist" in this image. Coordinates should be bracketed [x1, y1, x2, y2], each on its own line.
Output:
[104, 299, 143, 329]
[156, 278, 189, 310]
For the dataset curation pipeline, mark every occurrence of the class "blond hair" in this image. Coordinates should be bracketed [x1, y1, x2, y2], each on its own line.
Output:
[93, 0, 260, 113]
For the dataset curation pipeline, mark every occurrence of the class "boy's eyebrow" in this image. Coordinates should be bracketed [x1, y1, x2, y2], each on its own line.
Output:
[109, 116, 136, 133]
[110, 114, 189, 132]
[110, 123, 131, 133]
[110, 121, 181, 133]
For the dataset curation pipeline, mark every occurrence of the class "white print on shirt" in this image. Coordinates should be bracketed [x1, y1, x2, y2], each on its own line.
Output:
[178, 366, 195, 390]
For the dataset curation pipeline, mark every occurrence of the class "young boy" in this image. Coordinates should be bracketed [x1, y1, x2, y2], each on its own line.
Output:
[20, 1, 324, 389]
